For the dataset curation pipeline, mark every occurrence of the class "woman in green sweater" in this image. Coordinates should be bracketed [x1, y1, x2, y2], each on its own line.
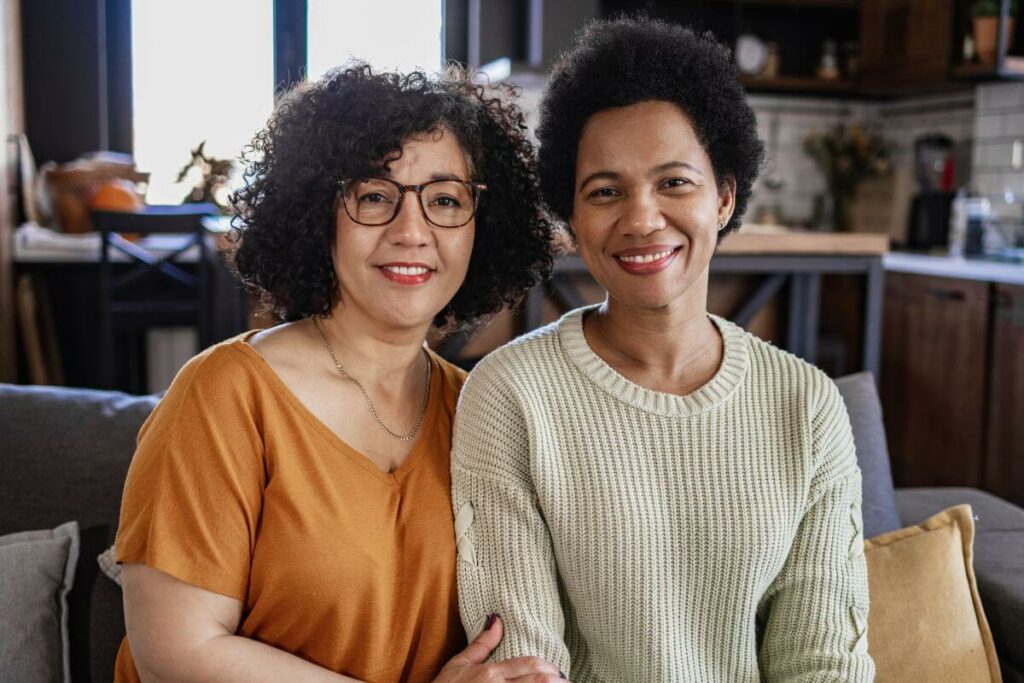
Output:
[450, 17, 875, 682]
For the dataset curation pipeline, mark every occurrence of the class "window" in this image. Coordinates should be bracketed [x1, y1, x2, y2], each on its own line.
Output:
[306, 0, 443, 81]
[131, 0, 274, 204]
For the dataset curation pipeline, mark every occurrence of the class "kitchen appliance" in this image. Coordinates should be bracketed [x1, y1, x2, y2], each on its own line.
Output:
[906, 133, 955, 250]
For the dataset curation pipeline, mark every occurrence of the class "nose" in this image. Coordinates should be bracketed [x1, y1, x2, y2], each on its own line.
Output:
[620, 191, 666, 238]
[386, 191, 433, 247]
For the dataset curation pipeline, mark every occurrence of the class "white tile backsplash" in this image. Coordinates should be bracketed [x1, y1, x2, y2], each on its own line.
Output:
[746, 90, 974, 233]
[979, 81, 1023, 110]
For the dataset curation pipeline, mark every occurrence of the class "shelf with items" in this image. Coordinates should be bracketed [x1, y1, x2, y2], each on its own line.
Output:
[740, 74, 858, 95]
[951, 0, 1024, 80]
[604, 0, 860, 92]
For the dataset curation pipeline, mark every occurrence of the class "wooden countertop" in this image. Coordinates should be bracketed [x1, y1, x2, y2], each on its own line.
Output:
[716, 229, 890, 255]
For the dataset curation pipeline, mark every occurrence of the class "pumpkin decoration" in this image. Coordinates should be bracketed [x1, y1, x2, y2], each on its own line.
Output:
[89, 179, 144, 212]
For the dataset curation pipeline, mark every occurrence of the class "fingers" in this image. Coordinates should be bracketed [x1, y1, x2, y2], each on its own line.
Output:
[447, 614, 504, 667]
[508, 675, 566, 683]
[495, 656, 564, 680]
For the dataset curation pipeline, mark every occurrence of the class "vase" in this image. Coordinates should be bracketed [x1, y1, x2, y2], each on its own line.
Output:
[830, 193, 853, 232]
[975, 16, 1016, 63]
[813, 191, 854, 232]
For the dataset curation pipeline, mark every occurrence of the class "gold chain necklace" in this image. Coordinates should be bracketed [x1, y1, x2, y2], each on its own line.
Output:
[312, 316, 431, 441]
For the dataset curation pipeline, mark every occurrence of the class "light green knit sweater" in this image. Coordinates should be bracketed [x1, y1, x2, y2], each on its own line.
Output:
[451, 305, 875, 682]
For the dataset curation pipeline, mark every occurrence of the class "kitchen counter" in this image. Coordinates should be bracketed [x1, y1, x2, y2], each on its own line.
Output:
[884, 252, 1024, 286]
[718, 230, 890, 255]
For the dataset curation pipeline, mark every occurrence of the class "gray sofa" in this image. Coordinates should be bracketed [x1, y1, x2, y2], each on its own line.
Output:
[1, 374, 1022, 681]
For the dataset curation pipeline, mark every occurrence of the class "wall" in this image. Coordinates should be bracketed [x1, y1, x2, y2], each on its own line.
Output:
[745, 91, 975, 242]
[973, 81, 1024, 221]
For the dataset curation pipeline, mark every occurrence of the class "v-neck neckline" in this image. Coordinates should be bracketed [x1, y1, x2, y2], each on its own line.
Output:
[231, 330, 441, 486]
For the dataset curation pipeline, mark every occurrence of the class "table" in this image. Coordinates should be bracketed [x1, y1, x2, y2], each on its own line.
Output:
[14, 223, 248, 390]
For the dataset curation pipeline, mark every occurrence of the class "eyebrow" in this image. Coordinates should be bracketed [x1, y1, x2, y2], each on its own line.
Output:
[381, 171, 470, 183]
[428, 172, 465, 182]
[578, 161, 704, 191]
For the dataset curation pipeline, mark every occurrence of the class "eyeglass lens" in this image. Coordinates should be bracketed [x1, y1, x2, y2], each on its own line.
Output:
[342, 179, 476, 228]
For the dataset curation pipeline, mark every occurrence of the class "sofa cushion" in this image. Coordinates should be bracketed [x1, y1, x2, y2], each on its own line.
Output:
[834, 372, 902, 537]
[0, 384, 158, 683]
[0, 521, 80, 683]
[896, 487, 1024, 676]
[864, 505, 1001, 682]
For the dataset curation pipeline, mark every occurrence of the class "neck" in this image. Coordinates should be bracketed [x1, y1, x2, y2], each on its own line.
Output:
[586, 281, 721, 387]
[317, 300, 429, 387]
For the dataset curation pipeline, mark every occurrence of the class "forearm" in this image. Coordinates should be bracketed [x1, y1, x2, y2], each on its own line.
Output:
[133, 632, 359, 683]
[758, 380, 875, 681]
[453, 463, 569, 671]
[450, 361, 570, 670]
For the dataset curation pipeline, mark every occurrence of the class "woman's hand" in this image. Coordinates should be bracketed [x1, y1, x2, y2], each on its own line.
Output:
[434, 615, 565, 682]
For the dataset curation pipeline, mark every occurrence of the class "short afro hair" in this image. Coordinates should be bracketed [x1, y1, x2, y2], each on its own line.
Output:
[537, 16, 764, 238]
[230, 64, 554, 329]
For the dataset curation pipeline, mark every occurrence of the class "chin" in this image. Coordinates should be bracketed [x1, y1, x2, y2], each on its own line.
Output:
[607, 280, 695, 311]
[374, 305, 436, 330]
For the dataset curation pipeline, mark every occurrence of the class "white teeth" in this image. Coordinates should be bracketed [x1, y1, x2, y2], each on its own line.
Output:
[617, 249, 674, 263]
[384, 266, 430, 275]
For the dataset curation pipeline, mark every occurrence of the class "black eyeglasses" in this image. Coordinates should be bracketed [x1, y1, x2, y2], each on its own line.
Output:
[338, 177, 487, 229]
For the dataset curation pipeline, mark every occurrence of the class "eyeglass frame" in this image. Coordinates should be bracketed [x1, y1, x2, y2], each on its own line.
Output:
[337, 177, 488, 229]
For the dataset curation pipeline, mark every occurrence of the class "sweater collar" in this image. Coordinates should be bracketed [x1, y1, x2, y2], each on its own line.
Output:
[557, 304, 749, 417]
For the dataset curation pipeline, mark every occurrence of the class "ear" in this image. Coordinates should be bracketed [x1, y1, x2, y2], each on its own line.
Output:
[718, 175, 737, 229]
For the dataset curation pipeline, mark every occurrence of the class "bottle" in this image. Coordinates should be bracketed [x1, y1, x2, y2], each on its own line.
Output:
[967, 194, 991, 257]
[817, 40, 840, 81]
[948, 188, 967, 257]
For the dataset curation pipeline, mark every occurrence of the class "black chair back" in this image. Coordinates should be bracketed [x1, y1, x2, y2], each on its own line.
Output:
[92, 204, 218, 391]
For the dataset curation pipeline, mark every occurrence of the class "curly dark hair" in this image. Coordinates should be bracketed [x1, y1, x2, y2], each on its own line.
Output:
[537, 15, 764, 238]
[229, 64, 554, 328]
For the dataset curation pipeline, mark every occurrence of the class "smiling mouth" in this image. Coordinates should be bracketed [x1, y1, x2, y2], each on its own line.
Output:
[378, 263, 436, 285]
[613, 246, 681, 274]
[616, 248, 677, 264]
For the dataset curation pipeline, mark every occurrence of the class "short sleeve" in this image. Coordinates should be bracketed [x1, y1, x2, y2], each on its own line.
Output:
[115, 346, 266, 601]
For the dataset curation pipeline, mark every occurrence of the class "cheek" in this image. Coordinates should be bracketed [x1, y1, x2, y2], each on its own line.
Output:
[332, 222, 376, 276]
[442, 228, 475, 274]
[569, 209, 612, 256]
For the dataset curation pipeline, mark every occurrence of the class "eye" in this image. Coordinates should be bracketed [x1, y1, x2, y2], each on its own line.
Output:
[359, 192, 393, 204]
[659, 177, 692, 192]
[430, 194, 462, 208]
[586, 186, 621, 203]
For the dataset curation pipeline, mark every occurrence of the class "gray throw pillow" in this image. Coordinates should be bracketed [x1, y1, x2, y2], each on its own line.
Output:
[0, 521, 79, 683]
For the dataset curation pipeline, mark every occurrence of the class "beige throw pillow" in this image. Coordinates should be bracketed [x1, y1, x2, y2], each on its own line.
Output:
[864, 504, 1001, 683]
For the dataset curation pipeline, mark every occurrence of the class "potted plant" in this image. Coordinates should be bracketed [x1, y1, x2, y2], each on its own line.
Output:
[973, 0, 1019, 63]
[803, 123, 890, 232]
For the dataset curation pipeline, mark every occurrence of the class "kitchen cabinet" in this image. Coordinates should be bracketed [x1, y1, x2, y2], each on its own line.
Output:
[860, 0, 956, 93]
[881, 272, 989, 488]
[881, 271, 1024, 504]
[985, 284, 1024, 507]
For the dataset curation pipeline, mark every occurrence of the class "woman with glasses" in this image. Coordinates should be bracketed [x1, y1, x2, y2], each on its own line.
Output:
[451, 17, 875, 682]
[113, 65, 560, 682]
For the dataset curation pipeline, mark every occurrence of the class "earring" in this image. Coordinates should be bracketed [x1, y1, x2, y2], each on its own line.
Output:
[718, 219, 726, 231]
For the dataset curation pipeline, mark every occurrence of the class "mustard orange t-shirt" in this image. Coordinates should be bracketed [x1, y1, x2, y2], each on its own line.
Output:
[114, 332, 468, 682]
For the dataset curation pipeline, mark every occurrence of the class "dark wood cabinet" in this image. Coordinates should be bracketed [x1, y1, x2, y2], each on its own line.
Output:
[881, 272, 989, 488]
[861, 0, 955, 93]
[985, 284, 1024, 507]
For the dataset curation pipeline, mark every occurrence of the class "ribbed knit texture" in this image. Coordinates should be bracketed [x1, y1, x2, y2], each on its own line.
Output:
[451, 305, 875, 682]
